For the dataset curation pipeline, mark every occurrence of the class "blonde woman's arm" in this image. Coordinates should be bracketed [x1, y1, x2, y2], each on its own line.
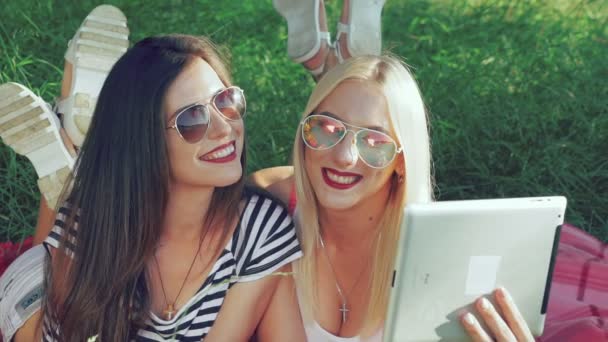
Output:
[205, 194, 302, 341]
[255, 265, 306, 342]
[205, 264, 305, 342]
[248, 166, 294, 204]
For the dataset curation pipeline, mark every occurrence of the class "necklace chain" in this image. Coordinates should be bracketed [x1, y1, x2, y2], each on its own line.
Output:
[154, 237, 204, 320]
[318, 234, 375, 325]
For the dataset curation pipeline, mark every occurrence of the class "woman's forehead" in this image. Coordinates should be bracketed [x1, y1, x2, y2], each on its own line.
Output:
[316, 80, 391, 130]
[164, 58, 224, 118]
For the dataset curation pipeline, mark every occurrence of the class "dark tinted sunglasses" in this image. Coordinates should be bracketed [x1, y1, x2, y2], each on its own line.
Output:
[166, 86, 246, 144]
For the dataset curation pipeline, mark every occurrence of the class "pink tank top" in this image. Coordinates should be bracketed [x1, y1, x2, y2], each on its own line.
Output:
[288, 183, 297, 215]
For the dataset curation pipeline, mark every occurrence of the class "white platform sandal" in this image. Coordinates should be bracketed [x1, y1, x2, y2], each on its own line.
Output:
[335, 0, 385, 63]
[60, 4, 129, 147]
[273, 0, 332, 77]
[0, 83, 75, 208]
[308, 32, 332, 77]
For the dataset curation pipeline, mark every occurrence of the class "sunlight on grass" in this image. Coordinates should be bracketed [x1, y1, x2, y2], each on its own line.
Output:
[0, 0, 606, 241]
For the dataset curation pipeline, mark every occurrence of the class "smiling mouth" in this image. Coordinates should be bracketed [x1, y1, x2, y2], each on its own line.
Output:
[200, 141, 237, 163]
[322, 168, 363, 189]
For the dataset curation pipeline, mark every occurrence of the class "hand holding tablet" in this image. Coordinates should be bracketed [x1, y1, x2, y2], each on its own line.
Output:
[461, 287, 535, 342]
[384, 196, 566, 342]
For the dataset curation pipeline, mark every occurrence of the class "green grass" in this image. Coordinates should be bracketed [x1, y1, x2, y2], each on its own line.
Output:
[1, 0, 607, 242]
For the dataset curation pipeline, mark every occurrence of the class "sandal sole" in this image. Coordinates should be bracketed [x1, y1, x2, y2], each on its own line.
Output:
[0, 83, 74, 208]
[64, 5, 129, 146]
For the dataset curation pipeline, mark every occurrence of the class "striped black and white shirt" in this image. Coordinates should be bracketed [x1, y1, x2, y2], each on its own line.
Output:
[43, 191, 302, 341]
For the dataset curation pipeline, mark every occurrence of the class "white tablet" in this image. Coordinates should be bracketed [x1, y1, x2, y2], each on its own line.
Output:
[383, 196, 566, 342]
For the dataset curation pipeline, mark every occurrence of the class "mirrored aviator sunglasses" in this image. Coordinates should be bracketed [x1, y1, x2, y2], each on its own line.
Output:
[300, 114, 403, 169]
[167, 86, 246, 144]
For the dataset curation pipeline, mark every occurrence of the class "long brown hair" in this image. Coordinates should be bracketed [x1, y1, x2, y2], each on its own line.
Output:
[43, 35, 246, 341]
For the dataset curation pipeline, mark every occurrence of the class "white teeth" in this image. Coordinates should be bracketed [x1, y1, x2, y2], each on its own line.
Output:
[326, 170, 358, 185]
[203, 144, 235, 160]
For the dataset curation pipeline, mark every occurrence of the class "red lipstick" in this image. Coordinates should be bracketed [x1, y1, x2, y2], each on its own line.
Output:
[322, 167, 363, 190]
[200, 141, 237, 163]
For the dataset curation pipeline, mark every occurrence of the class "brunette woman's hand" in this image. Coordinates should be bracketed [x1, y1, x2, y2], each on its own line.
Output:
[460, 287, 535, 342]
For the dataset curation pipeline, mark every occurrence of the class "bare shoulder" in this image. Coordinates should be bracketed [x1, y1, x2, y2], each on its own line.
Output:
[266, 176, 294, 206]
[248, 166, 294, 206]
[248, 166, 294, 189]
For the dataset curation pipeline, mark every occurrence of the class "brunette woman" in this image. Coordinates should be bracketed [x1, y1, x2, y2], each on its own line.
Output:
[1, 34, 304, 342]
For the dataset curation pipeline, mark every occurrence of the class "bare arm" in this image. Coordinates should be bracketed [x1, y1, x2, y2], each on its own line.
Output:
[255, 266, 306, 342]
[248, 166, 294, 206]
[204, 265, 304, 342]
[248, 166, 293, 189]
[13, 301, 43, 342]
[249, 165, 292, 187]
[33, 197, 56, 245]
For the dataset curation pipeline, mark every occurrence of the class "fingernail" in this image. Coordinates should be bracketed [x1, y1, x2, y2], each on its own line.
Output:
[463, 312, 475, 325]
[499, 287, 512, 302]
[480, 297, 491, 311]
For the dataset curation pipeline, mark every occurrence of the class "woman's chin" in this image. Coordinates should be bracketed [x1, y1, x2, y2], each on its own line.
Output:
[317, 196, 360, 211]
[211, 172, 243, 188]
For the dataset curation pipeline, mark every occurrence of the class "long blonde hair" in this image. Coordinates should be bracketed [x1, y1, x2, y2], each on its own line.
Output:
[292, 55, 433, 335]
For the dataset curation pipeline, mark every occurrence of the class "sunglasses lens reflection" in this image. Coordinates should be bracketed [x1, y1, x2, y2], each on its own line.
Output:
[302, 115, 346, 149]
[302, 114, 399, 168]
[176, 105, 210, 143]
[356, 130, 397, 168]
[215, 87, 246, 120]
[174, 88, 246, 144]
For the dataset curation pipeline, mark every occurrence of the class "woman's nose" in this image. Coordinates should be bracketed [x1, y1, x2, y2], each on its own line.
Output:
[205, 108, 232, 141]
[332, 132, 359, 168]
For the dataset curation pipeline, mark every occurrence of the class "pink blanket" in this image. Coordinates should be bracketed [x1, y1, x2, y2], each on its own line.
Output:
[0, 236, 32, 275]
[539, 223, 608, 341]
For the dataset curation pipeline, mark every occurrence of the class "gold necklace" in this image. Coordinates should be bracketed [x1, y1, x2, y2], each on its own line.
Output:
[318, 235, 375, 325]
[153, 238, 204, 320]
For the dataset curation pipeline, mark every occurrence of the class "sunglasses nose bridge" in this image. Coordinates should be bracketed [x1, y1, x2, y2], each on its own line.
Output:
[341, 128, 357, 144]
[331, 129, 359, 167]
[205, 108, 232, 141]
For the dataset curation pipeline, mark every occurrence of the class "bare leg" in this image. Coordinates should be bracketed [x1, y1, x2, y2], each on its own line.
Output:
[322, 46, 340, 78]
[31, 5, 128, 243]
[32, 61, 77, 245]
[275, 0, 333, 80]
[303, 1, 330, 81]
[58, 61, 78, 157]
[60, 60, 73, 101]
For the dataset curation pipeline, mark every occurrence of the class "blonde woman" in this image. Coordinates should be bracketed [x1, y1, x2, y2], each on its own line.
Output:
[252, 56, 536, 342]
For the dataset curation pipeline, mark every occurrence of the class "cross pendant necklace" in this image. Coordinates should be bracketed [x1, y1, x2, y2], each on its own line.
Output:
[154, 236, 204, 321]
[163, 304, 176, 320]
[339, 302, 349, 323]
[319, 235, 370, 325]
